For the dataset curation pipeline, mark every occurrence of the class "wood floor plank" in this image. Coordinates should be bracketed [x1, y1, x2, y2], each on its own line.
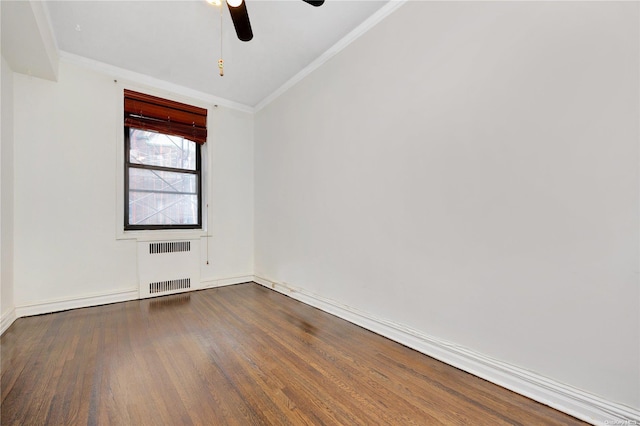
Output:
[1, 283, 587, 425]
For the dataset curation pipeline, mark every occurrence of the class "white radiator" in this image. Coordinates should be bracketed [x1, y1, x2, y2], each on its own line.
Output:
[137, 240, 201, 299]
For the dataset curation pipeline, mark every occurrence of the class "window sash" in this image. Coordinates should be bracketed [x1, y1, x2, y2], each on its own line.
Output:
[124, 127, 202, 230]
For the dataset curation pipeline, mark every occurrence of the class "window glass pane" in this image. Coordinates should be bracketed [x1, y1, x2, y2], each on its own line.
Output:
[128, 168, 198, 225]
[129, 128, 196, 171]
[128, 193, 198, 226]
[129, 168, 197, 194]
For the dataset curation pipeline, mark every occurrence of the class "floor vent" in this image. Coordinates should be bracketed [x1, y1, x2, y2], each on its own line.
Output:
[149, 278, 191, 294]
[149, 241, 191, 254]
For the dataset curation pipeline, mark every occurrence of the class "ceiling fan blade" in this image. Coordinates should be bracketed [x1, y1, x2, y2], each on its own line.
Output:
[227, 0, 253, 42]
[302, 0, 324, 6]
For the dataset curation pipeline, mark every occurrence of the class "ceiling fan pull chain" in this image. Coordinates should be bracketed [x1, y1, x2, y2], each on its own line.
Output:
[219, 3, 224, 77]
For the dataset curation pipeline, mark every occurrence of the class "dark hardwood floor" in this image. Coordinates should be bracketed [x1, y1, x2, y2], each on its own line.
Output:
[1, 283, 586, 425]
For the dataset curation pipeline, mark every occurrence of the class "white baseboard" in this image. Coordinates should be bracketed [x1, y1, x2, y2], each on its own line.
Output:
[1, 307, 17, 335]
[253, 275, 640, 426]
[11, 275, 255, 320]
[15, 288, 139, 318]
[200, 275, 254, 289]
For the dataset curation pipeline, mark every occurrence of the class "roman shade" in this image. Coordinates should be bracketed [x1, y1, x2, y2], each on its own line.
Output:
[124, 89, 207, 144]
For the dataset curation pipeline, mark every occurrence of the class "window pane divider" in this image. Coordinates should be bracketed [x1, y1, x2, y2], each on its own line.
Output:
[130, 189, 198, 196]
[127, 163, 199, 175]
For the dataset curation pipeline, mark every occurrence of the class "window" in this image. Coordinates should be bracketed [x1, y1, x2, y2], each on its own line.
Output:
[124, 90, 207, 230]
[125, 128, 201, 229]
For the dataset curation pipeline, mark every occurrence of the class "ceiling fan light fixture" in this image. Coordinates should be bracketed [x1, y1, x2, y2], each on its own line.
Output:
[226, 0, 243, 8]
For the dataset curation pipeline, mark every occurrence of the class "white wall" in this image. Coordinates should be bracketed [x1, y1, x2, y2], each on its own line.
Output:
[202, 106, 254, 282]
[12, 60, 254, 308]
[1, 55, 15, 322]
[255, 1, 639, 411]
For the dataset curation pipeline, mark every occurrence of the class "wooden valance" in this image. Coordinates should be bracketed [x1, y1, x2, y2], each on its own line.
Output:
[124, 89, 207, 144]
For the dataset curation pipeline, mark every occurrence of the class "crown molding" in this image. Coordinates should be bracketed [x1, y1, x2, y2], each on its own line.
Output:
[42, 0, 406, 114]
[58, 51, 255, 114]
[254, 0, 408, 112]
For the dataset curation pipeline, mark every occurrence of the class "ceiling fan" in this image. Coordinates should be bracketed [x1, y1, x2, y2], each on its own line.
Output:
[223, 0, 325, 42]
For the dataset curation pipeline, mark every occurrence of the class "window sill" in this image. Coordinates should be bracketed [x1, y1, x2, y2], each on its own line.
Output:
[116, 229, 207, 242]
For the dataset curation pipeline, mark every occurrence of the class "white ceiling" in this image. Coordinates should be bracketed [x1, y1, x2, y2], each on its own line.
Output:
[38, 0, 389, 108]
